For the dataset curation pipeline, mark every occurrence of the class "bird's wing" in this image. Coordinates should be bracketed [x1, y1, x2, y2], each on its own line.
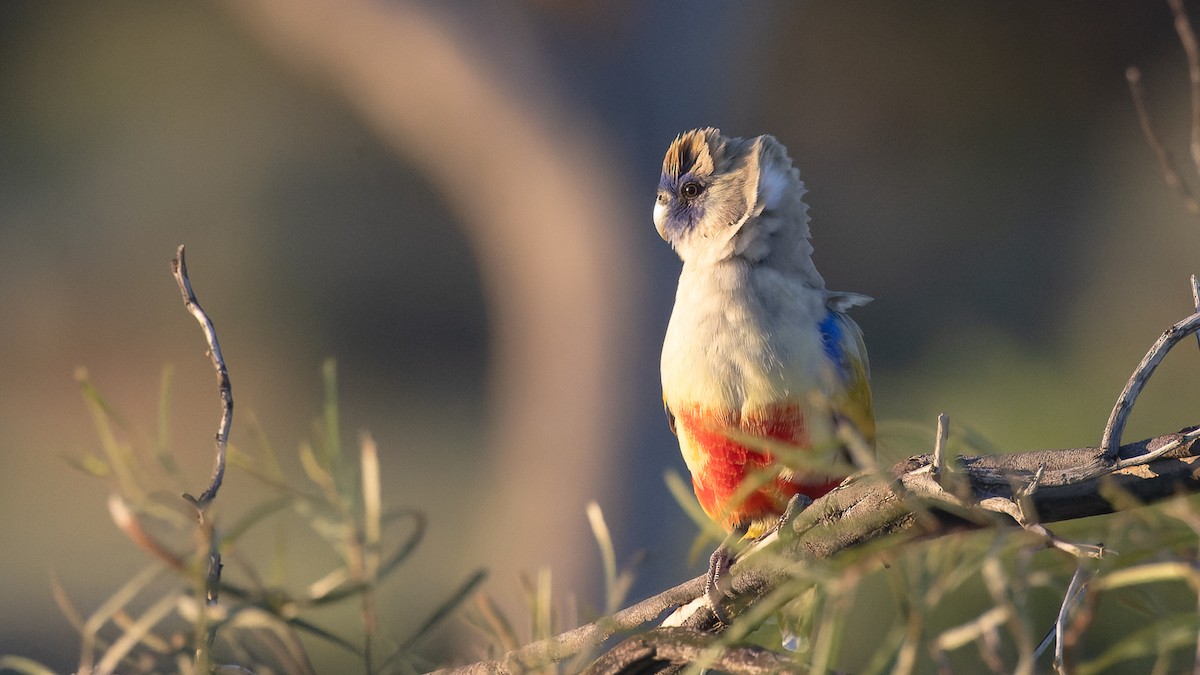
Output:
[817, 304, 875, 446]
[824, 291, 872, 313]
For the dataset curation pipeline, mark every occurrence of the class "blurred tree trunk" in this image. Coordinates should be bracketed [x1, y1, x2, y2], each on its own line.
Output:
[219, 0, 640, 605]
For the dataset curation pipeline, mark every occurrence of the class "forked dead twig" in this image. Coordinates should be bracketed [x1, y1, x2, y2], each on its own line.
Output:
[171, 244, 232, 612]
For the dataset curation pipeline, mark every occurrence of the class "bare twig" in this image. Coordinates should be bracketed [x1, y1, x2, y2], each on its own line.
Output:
[1101, 304, 1200, 460]
[1192, 274, 1200, 352]
[1126, 66, 1200, 213]
[171, 245, 233, 615]
[172, 244, 233, 508]
[961, 462, 1106, 561]
[1168, 0, 1200, 175]
[1051, 565, 1092, 674]
[1101, 311, 1200, 461]
[980, 464, 1103, 560]
[931, 413, 949, 480]
[976, 499, 1103, 561]
[1107, 426, 1200, 473]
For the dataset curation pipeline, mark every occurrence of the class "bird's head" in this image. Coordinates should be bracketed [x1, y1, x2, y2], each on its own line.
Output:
[654, 128, 812, 267]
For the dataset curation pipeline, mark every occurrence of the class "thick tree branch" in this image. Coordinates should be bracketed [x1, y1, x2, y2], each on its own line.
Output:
[583, 627, 808, 675]
[437, 428, 1200, 674]
[661, 428, 1200, 631]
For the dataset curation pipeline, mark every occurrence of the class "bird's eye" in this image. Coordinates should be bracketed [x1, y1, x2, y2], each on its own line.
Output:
[680, 181, 704, 200]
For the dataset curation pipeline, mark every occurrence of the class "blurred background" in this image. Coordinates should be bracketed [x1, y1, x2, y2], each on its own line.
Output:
[2, 0, 1200, 670]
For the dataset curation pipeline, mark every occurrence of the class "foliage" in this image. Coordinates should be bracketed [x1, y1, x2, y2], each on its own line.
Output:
[645, 426, 1200, 674]
[8, 359, 483, 675]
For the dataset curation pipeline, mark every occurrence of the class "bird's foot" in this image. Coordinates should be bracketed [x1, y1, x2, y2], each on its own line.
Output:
[704, 521, 752, 623]
[701, 499, 814, 625]
[757, 493, 813, 543]
[704, 541, 734, 624]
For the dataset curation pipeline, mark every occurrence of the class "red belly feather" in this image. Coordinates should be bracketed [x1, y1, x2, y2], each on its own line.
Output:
[677, 404, 841, 533]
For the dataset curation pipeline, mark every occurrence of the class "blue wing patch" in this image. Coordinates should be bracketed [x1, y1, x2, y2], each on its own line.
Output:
[817, 306, 875, 446]
[818, 310, 849, 379]
[819, 308, 872, 381]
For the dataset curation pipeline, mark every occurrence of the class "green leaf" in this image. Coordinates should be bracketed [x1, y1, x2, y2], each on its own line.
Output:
[76, 369, 141, 498]
[155, 365, 178, 475]
[61, 452, 111, 478]
[220, 496, 291, 550]
[1076, 614, 1198, 675]
[361, 433, 382, 562]
[396, 569, 487, 654]
[664, 469, 723, 564]
[376, 510, 427, 581]
[0, 655, 57, 675]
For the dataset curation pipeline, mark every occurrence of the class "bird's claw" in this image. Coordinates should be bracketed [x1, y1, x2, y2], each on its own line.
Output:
[771, 493, 813, 538]
[704, 541, 736, 623]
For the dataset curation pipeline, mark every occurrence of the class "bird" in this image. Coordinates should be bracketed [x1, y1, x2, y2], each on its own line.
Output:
[655, 128, 874, 593]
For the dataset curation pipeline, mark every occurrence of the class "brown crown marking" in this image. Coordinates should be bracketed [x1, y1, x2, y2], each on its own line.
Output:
[662, 127, 722, 179]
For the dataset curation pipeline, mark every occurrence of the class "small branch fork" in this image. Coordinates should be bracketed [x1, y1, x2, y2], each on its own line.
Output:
[975, 468, 1104, 561]
[916, 273, 1200, 675]
[1032, 563, 1093, 671]
[171, 245, 233, 608]
[1100, 302, 1200, 463]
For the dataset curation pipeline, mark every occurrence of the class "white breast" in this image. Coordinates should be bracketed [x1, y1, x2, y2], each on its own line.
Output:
[661, 259, 829, 414]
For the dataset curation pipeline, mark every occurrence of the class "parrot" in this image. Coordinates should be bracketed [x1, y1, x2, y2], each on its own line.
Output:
[654, 127, 875, 593]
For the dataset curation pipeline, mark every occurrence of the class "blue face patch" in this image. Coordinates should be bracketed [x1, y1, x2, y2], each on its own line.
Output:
[657, 171, 707, 241]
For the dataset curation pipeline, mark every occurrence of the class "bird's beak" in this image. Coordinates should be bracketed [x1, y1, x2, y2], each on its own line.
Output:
[653, 196, 669, 241]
